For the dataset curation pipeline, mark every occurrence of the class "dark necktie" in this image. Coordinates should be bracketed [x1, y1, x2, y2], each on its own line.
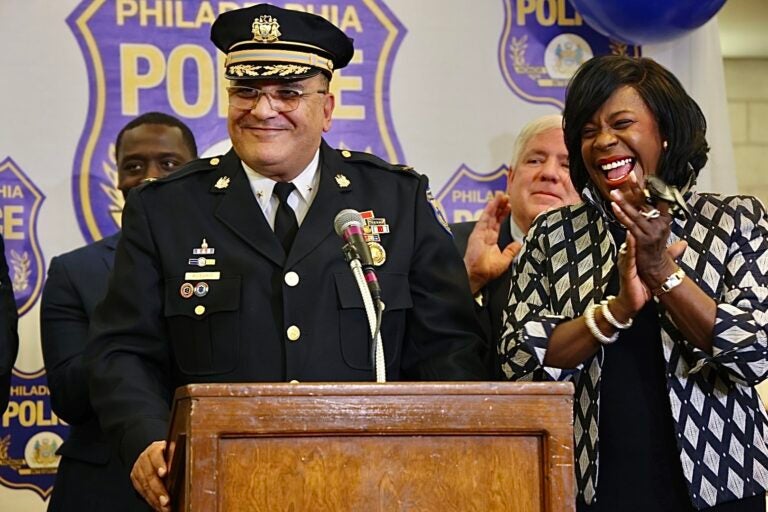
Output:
[273, 182, 298, 252]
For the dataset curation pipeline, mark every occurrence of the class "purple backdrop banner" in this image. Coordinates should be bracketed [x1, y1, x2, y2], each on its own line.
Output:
[68, 0, 406, 243]
[436, 164, 509, 224]
[498, 0, 640, 108]
[0, 158, 45, 317]
[0, 370, 66, 499]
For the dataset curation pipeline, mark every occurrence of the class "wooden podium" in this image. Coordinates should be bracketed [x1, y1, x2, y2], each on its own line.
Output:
[166, 382, 574, 512]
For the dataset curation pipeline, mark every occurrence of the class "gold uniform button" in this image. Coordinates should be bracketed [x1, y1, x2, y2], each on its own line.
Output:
[209, 157, 220, 165]
[194, 305, 206, 316]
[284, 271, 299, 287]
[286, 325, 301, 341]
[341, 150, 352, 158]
[289, 379, 300, 384]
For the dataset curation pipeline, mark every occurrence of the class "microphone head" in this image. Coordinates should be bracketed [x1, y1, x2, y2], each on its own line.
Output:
[334, 209, 364, 237]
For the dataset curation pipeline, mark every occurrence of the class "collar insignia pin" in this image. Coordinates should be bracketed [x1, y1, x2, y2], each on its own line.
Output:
[214, 176, 230, 190]
[335, 174, 351, 188]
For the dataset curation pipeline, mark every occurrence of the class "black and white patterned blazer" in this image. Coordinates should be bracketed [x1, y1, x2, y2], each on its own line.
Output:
[500, 190, 768, 509]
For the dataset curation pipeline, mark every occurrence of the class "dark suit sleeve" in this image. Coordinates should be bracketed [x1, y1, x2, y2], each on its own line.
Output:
[449, 220, 502, 377]
[449, 221, 474, 258]
[0, 235, 18, 413]
[40, 256, 96, 424]
[402, 177, 488, 380]
[85, 193, 172, 468]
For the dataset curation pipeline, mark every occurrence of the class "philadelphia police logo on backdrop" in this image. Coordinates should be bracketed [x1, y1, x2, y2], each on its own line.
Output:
[68, 0, 406, 243]
[0, 158, 45, 317]
[435, 165, 508, 224]
[498, 0, 640, 108]
[0, 369, 66, 499]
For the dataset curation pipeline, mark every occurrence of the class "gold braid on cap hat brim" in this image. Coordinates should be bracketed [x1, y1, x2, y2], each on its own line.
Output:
[227, 64, 313, 78]
[226, 48, 334, 75]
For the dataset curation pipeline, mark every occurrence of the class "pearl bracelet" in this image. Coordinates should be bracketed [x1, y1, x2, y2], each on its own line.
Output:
[584, 303, 619, 345]
[600, 296, 633, 330]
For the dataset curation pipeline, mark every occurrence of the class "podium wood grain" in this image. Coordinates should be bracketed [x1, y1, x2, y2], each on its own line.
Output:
[165, 382, 575, 512]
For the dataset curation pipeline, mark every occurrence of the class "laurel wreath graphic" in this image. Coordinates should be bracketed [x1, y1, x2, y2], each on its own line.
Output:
[510, 35, 528, 67]
[101, 142, 125, 229]
[509, 36, 547, 77]
[10, 249, 30, 293]
[0, 435, 25, 470]
[229, 64, 311, 77]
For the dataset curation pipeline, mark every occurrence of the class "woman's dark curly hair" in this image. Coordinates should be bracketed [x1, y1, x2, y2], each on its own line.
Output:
[562, 55, 709, 193]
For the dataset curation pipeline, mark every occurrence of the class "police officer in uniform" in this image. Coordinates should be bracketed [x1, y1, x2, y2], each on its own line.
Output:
[86, 4, 487, 511]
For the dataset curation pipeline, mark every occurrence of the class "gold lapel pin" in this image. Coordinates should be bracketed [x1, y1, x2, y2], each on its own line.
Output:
[335, 174, 351, 188]
[214, 176, 231, 190]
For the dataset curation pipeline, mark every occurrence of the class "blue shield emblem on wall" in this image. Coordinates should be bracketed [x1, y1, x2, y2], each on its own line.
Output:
[68, 0, 406, 243]
[0, 369, 67, 500]
[435, 164, 509, 225]
[0, 158, 45, 316]
[498, 0, 640, 108]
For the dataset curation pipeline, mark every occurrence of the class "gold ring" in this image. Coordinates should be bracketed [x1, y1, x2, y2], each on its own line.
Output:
[619, 242, 628, 255]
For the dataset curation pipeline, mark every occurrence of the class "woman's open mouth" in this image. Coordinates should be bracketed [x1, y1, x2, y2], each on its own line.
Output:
[599, 157, 635, 187]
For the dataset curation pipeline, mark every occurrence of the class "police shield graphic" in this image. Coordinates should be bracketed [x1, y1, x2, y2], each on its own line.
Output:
[0, 158, 45, 316]
[68, 0, 406, 243]
[435, 164, 509, 224]
[0, 369, 66, 500]
[498, 0, 640, 108]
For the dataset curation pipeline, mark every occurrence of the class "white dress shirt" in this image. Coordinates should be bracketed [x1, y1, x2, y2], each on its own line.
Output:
[242, 149, 321, 230]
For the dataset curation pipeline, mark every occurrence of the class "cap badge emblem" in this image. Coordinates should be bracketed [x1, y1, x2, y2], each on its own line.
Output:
[252, 15, 281, 43]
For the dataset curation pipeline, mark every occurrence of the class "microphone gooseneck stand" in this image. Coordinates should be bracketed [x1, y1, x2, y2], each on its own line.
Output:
[346, 257, 386, 383]
[335, 209, 387, 383]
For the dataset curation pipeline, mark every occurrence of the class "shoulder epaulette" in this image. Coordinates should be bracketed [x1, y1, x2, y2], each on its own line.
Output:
[336, 149, 418, 176]
[138, 156, 224, 190]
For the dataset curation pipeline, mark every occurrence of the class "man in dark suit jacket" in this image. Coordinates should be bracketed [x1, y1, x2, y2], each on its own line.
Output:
[40, 112, 197, 511]
[0, 234, 18, 413]
[451, 115, 580, 377]
[86, 6, 487, 511]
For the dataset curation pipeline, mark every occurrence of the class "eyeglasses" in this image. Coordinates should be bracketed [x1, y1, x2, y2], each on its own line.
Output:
[227, 86, 328, 113]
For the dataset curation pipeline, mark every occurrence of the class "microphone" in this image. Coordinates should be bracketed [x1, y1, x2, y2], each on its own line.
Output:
[334, 209, 381, 302]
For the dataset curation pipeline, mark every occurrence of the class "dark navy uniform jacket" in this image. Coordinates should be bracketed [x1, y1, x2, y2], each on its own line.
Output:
[86, 141, 488, 468]
[41, 233, 148, 510]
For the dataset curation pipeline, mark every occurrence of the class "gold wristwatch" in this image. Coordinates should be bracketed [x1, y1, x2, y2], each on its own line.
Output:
[653, 267, 685, 296]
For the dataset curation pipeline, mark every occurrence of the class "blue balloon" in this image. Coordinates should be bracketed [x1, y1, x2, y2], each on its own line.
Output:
[567, 0, 726, 45]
